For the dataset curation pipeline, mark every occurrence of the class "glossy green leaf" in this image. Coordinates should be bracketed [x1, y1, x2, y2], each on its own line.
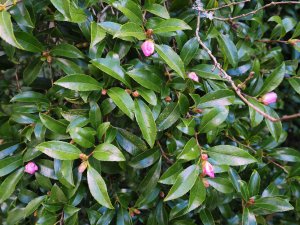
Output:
[155, 44, 186, 78]
[264, 106, 282, 142]
[91, 58, 131, 87]
[114, 22, 146, 40]
[0, 155, 23, 177]
[156, 102, 181, 131]
[36, 141, 82, 160]
[11, 91, 48, 103]
[145, 4, 170, 19]
[242, 208, 257, 225]
[15, 32, 45, 53]
[0, 11, 23, 49]
[207, 145, 257, 166]
[51, 43, 85, 59]
[178, 138, 200, 161]
[186, 178, 206, 213]
[164, 165, 200, 201]
[91, 22, 106, 47]
[112, 0, 143, 25]
[199, 107, 229, 133]
[87, 166, 114, 209]
[288, 77, 300, 94]
[159, 162, 183, 185]
[217, 33, 238, 68]
[269, 147, 300, 162]
[54, 74, 102, 91]
[25, 196, 46, 217]
[127, 68, 163, 93]
[152, 18, 191, 34]
[39, 113, 67, 134]
[134, 99, 157, 148]
[23, 59, 44, 85]
[180, 37, 199, 65]
[129, 148, 160, 169]
[258, 63, 285, 95]
[70, 127, 95, 148]
[107, 87, 135, 120]
[139, 158, 161, 194]
[196, 90, 235, 108]
[206, 177, 234, 193]
[93, 143, 125, 161]
[250, 197, 294, 215]
[0, 168, 24, 203]
[199, 209, 215, 225]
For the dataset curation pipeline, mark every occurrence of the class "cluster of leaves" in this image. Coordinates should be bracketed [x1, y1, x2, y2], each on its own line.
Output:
[1, 0, 300, 224]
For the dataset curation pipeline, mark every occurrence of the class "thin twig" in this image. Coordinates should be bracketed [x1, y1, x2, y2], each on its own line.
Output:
[267, 158, 289, 173]
[15, 67, 21, 92]
[213, 1, 300, 21]
[157, 141, 173, 164]
[195, 9, 300, 122]
[206, 0, 250, 11]
[256, 39, 289, 44]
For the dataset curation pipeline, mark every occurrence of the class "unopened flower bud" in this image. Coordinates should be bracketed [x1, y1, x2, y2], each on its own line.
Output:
[141, 40, 155, 57]
[159, 191, 165, 198]
[78, 161, 88, 173]
[202, 160, 215, 178]
[133, 209, 141, 214]
[47, 55, 52, 63]
[132, 91, 139, 98]
[0, 4, 6, 11]
[165, 96, 172, 102]
[79, 153, 88, 161]
[25, 162, 38, 174]
[101, 89, 107, 95]
[261, 92, 277, 105]
[188, 72, 199, 82]
[202, 179, 210, 188]
[145, 29, 153, 37]
[201, 154, 208, 160]
[125, 89, 132, 94]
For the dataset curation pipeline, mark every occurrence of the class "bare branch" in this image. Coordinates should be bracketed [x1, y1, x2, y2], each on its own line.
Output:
[205, 0, 250, 11]
[213, 1, 300, 21]
[195, 9, 300, 122]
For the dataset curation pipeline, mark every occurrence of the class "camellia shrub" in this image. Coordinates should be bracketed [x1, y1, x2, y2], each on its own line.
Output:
[1, 0, 300, 224]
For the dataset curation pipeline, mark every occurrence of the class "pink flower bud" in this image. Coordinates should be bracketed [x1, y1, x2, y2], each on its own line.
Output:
[201, 154, 208, 160]
[188, 72, 199, 82]
[141, 40, 154, 57]
[24, 162, 38, 174]
[261, 92, 277, 105]
[202, 160, 214, 178]
[78, 161, 88, 173]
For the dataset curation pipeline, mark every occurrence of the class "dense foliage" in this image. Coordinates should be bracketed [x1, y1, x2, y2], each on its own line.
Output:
[1, 0, 300, 224]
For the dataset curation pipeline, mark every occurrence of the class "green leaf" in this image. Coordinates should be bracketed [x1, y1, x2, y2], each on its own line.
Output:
[54, 74, 102, 91]
[134, 99, 157, 148]
[145, 4, 170, 19]
[23, 58, 44, 85]
[139, 158, 161, 194]
[177, 138, 200, 161]
[248, 170, 261, 197]
[288, 77, 300, 95]
[55, 160, 75, 188]
[242, 208, 257, 225]
[196, 90, 235, 108]
[186, 178, 206, 213]
[191, 64, 225, 81]
[264, 106, 282, 142]
[91, 58, 131, 87]
[89, 101, 102, 129]
[217, 33, 238, 67]
[10, 3, 34, 28]
[11, 91, 49, 103]
[0, 155, 23, 177]
[135, 87, 157, 106]
[164, 165, 200, 201]
[250, 197, 294, 215]
[207, 145, 257, 166]
[51, 43, 85, 59]
[15, 32, 45, 53]
[0, 11, 23, 49]
[91, 22, 106, 47]
[0, 168, 24, 203]
[206, 177, 234, 193]
[112, 0, 143, 25]
[199, 107, 229, 133]
[93, 143, 125, 161]
[39, 113, 67, 135]
[55, 58, 83, 75]
[248, 98, 264, 127]
[155, 44, 186, 78]
[129, 148, 160, 169]
[152, 18, 191, 34]
[25, 196, 46, 217]
[114, 22, 146, 40]
[70, 127, 95, 148]
[97, 122, 110, 140]
[156, 102, 181, 131]
[87, 166, 114, 209]
[107, 87, 135, 120]
[126, 68, 163, 93]
[180, 37, 199, 65]
[258, 63, 285, 95]
[159, 162, 183, 185]
[269, 147, 300, 162]
[199, 209, 215, 225]
[36, 141, 82, 160]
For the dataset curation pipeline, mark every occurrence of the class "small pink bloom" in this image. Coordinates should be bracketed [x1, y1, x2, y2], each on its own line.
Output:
[201, 154, 208, 160]
[141, 40, 155, 57]
[261, 92, 277, 105]
[188, 72, 199, 82]
[202, 160, 214, 178]
[24, 162, 38, 174]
